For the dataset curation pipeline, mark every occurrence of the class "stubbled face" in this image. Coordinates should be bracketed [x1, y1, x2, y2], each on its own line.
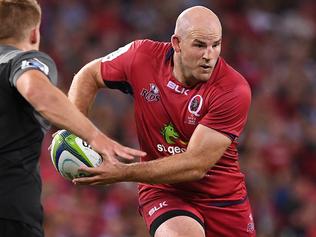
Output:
[178, 28, 221, 85]
[172, 6, 222, 87]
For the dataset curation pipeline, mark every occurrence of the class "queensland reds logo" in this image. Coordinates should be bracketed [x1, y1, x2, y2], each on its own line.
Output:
[188, 95, 203, 117]
[140, 83, 160, 102]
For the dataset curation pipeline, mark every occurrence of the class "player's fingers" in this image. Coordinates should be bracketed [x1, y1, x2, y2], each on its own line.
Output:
[77, 166, 99, 175]
[115, 149, 134, 160]
[116, 146, 146, 160]
[72, 175, 99, 185]
[51, 131, 60, 137]
[125, 147, 147, 156]
[102, 152, 116, 162]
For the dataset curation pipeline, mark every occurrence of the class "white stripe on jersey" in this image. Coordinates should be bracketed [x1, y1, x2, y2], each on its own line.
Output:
[102, 42, 133, 62]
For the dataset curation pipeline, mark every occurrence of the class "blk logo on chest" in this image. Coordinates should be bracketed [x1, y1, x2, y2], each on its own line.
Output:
[167, 81, 189, 95]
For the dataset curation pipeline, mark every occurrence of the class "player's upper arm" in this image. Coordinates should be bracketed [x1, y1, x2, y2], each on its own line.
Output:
[16, 69, 53, 102]
[75, 58, 105, 88]
[10, 51, 57, 86]
[186, 124, 232, 173]
[11, 51, 58, 101]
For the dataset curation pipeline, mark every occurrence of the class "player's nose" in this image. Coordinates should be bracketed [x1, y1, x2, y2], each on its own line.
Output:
[202, 46, 215, 61]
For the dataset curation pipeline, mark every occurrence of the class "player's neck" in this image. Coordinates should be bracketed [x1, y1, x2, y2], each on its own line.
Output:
[0, 39, 36, 51]
[173, 60, 198, 88]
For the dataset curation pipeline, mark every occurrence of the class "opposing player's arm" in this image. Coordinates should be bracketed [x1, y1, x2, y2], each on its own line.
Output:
[73, 124, 231, 185]
[68, 58, 104, 116]
[16, 69, 145, 160]
[16, 69, 104, 142]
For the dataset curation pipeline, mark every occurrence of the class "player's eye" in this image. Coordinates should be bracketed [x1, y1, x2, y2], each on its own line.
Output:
[212, 42, 221, 48]
[194, 43, 204, 48]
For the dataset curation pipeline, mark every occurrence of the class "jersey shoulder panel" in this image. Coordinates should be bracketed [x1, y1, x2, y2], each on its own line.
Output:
[10, 50, 58, 87]
[210, 58, 251, 107]
[137, 40, 171, 67]
[100, 39, 171, 90]
[100, 39, 168, 64]
[213, 58, 250, 92]
[135, 39, 171, 55]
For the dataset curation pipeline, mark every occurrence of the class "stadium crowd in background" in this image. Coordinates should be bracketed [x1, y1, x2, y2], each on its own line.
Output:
[38, 0, 316, 237]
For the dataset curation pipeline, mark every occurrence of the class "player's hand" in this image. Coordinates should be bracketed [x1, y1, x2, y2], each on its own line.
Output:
[50, 129, 146, 161]
[90, 136, 146, 161]
[72, 157, 125, 186]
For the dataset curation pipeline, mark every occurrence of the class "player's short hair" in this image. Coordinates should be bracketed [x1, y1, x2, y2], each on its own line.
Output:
[0, 0, 41, 42]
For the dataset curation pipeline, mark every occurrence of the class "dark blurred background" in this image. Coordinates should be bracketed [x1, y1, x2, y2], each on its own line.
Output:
[38, 0, 316, 236]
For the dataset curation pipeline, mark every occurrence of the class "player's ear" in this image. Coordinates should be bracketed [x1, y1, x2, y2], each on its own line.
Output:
[29, 26, 40, 49]
[171, 34, 181, 53]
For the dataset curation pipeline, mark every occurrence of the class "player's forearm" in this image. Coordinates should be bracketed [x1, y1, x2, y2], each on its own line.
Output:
[31, 83, 102, 142]
[121, 151, 212, 184]
[119, 135, 229, 184]
[18, 70, 107, 149]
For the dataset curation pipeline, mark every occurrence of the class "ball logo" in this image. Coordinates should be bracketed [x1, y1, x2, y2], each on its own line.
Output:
[82, 140, 91, 149]
[188, 95, 203, 117]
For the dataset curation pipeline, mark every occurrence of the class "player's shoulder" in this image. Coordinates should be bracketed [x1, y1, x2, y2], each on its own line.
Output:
[11, 50, 56, 73]
[218, 58, 247, 82]
[16, 50, 55, 64]
[209, 58, 251, 101]
[11, 50, 58, 85]
[0, 45, 54, 63]
[133, 39, 171, 56]
[15, 50, 56, 74]
[0, 45, 21, 65]
[216, 58, 250, 90]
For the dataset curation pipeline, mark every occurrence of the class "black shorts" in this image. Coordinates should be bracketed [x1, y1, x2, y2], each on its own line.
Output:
[0, 218, 43, 237]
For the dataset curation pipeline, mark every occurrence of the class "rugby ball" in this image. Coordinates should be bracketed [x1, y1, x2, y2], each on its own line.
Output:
[50, 130, 102, 181]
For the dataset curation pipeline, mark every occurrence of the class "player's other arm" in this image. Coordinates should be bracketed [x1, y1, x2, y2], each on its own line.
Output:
[68, 58, 104, 116]
[69, 41, 137, 115]
[73, 124, 231, 185]
[67, 58, 146, 159]
[126, 124, 232, 183]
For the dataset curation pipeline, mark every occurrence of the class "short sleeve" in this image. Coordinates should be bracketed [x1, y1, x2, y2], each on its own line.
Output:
[100, 41, 146, 83]
[10, 50, 58, 87]
[100, 40, 148, 94]
[200, 83, 251, 138]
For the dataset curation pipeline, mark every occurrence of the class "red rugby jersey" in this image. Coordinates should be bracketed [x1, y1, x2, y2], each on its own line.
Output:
[101, 40, 251, 202]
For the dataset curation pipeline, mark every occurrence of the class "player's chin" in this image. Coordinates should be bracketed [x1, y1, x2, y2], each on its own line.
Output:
[196, 73, 211, 82]
[194, 69, 212, 81]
